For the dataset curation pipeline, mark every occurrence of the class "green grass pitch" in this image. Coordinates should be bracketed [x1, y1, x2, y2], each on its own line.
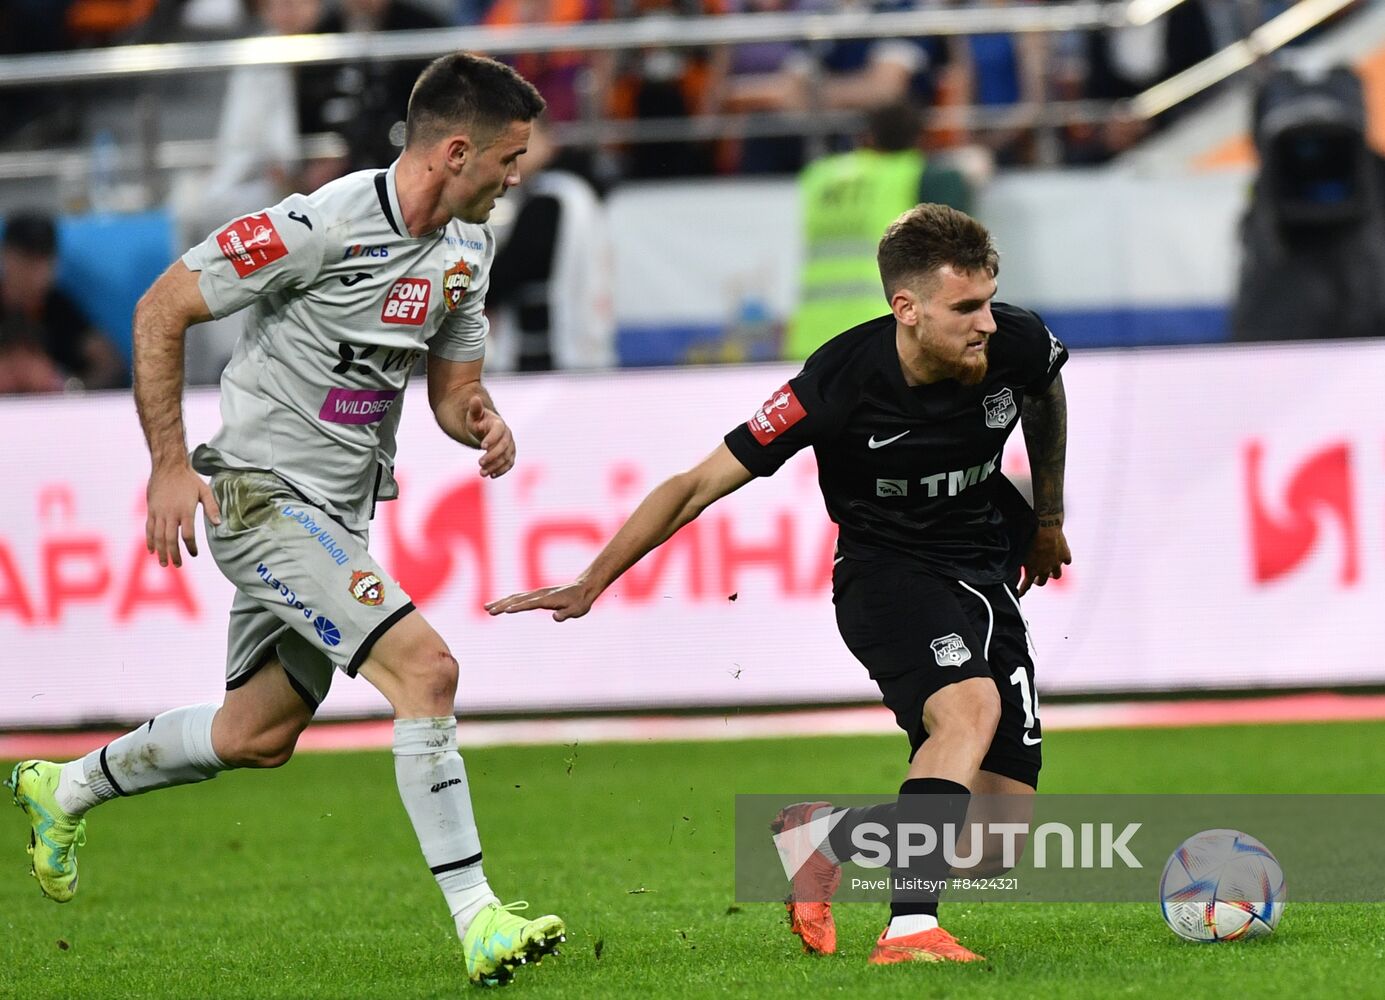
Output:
[4, 719, 1383, 998]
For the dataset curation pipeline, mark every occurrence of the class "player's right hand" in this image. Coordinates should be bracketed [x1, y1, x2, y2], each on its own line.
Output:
[485, 582, 596, 622]
[146, 463, 222, 568]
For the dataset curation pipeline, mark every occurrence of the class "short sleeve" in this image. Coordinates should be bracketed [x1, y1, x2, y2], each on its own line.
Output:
[1023, 309, 1068, 394]
[428, 231, 493, 364]
[723, 359, 848, 478]
[181, 194, 326, 319]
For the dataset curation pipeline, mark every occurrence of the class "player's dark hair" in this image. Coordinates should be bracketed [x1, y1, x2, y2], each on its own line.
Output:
[876, 203, 999, 298]
[866, 101, 922, 153]
[2, 211, 57, 256]
[405, 52, 546, 149]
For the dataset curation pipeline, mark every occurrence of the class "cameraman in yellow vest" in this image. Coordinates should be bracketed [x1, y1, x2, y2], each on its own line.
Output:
[786, 102, 972, 360]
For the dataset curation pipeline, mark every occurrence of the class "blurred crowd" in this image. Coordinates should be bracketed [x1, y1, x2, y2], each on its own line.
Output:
[0, 212, 127, 393]
[0, 0, 1371, 394]
[2, 0, 1337, 179]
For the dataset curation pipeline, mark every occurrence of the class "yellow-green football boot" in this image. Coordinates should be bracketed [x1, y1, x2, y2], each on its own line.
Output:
[462, 900, 565, 987]
[6, 760, 87, 903]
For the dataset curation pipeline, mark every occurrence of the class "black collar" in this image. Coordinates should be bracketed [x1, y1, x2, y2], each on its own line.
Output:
[374, 171, 402, 237]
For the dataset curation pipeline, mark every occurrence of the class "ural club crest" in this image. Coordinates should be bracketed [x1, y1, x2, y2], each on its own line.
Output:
[930, 633, 972, 667]
[982, 387, 1017, 429]
[443, 258, 473, 311]
[349, 570, 386, 607]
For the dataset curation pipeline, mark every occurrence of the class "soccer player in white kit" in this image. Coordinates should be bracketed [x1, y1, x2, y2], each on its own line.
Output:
[7, 53, 564, 987]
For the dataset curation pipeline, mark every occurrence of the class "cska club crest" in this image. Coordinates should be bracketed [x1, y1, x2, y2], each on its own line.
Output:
[443, 258, 473, 311]
[349, 570, 386, 607]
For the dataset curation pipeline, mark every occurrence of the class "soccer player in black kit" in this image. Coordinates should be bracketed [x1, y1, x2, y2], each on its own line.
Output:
[487, 204, 1070, 965]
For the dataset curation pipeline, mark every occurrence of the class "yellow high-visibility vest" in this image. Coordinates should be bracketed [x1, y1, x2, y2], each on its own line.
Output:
[786, 149, 925, 361]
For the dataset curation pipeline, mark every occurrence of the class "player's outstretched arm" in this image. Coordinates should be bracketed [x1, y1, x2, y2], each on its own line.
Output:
[1019, 370, 1071, 596]
[427, 355, 514, 478]
[134, 261, 222, 568]
[487, 443, 754, 621]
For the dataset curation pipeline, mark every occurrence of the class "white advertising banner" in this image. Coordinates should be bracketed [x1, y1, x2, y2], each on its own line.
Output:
[2, 340, 1382, 727]
[606, 172, 1244, 326]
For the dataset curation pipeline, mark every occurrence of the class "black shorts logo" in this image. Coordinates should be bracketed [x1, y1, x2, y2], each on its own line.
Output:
[930, 633, 971, 667]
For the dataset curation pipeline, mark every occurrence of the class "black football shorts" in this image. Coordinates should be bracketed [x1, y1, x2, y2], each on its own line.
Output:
[833, 557, 1043, 787]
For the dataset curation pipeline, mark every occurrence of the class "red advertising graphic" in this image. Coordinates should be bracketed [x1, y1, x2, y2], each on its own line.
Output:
[1244, 441, 1358, 585]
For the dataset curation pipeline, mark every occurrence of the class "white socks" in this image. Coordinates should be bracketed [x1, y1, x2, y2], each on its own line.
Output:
[56, 704, 227, 816]
[886, 913, 939, 937]
[392, 717, 497, 937]
[50, 710, 498, 940]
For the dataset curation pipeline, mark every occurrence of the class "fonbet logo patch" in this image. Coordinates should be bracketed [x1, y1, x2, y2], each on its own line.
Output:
[930, 633, 971, 667]
[747, 384, 807, 446]
[349, 569, 386, 607]
[381, 277, 430, 325]
[217, 214, 287, 278]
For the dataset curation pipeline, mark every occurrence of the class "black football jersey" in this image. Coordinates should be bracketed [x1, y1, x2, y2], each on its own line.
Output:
[724, 303, 1067, 584]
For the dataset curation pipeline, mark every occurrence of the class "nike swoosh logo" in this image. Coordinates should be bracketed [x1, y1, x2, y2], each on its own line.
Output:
[1022, 733, 1042, 746]
[339, 272, 370, 287]
[867, 431, 911, 449]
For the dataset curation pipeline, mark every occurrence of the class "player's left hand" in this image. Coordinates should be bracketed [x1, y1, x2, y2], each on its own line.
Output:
[464, 395, 515, 478]
[486, 581, 598, 622]
[1019, 525, 1071, 597]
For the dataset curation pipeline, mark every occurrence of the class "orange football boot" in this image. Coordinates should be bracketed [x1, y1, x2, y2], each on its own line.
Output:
[770, 801, 842, 955]
[868, 926, 985, 964]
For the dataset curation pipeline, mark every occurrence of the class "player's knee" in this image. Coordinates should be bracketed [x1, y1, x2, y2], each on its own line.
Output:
[387, 645, 459, 712]
[927, 682, 1001, 745]
[417, 647, 459, 704]
[361, 617, 460, 716]
[245, 741, 296, 769]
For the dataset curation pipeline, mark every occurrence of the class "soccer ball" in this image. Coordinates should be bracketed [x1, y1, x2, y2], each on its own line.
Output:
[1159, 829, 1286, 942]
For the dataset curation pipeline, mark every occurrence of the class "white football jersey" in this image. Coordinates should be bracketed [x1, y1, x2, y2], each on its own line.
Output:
[183, 161, 493, 530]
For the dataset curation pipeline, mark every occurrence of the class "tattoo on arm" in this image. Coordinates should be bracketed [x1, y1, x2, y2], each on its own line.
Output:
[1022, 373, 1067, 524]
